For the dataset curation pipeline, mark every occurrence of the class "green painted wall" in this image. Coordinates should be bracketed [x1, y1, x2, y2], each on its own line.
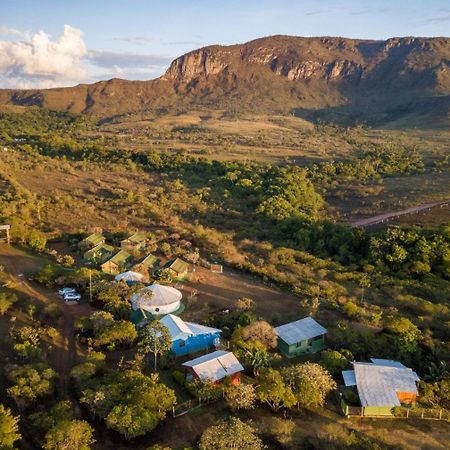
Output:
[278, 335, 325, 356]
[363, 406, 394, 416]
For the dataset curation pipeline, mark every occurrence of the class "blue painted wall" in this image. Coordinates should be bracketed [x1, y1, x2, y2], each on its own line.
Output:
[171, 331, 221, 357]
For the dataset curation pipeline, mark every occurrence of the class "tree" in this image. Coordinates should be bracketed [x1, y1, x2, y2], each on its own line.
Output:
[255, 369, 296, 411]
[241, 321, 277, 349]
[386, 317, 422, 355]
[0, 292, 18, 316]
[283, 362, 336, 408]
[138, 320, 172, 371]
[224, 383, 256, 411]
[199, 417, 264, 450]
[80, 370, 175, 439]
[27, 230, 47, 252]
[0, 404, 21, 450]
[236, 297, 255, 311]
[321, 350, 352, 375]
[43, 420, 95, 450]
[6, 364, 56, 410]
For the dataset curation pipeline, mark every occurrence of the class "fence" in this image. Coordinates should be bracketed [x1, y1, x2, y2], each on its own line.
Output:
[171, 397, 218, 418]
[339, 395, 449, 421]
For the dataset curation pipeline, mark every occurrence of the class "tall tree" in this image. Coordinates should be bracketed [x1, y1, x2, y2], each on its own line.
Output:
[138, 320, 172, 371]
[43, 419, 95, 450]
[199, 417, 264, 450]
[0, 404, 21, 450]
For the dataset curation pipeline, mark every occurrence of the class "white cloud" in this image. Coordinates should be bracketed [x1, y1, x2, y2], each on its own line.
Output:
[0, 24, 88, 88]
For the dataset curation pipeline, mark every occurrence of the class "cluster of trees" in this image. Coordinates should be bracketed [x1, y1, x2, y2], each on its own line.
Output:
[72, 361, 176, 439]
[78, 311, 137, 349]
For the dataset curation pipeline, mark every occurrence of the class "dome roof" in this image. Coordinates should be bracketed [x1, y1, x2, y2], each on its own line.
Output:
[115, 271, 144, 282]
[131, 283, 182, 310]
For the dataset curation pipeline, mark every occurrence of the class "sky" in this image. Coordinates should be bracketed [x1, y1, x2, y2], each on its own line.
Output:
[0, 0, 449, 89]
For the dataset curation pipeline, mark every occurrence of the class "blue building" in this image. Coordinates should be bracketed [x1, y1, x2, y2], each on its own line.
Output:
[160, 314, 221, 357]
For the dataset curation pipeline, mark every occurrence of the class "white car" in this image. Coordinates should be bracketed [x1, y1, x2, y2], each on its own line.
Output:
[63, 293, 81, 302]
[59, 287, 76, 296]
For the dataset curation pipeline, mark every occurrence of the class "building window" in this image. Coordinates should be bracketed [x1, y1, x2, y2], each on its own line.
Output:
[155, 308, 160, 312]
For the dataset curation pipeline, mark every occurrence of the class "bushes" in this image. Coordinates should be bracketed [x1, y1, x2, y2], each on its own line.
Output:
[0, 291, 18, 315]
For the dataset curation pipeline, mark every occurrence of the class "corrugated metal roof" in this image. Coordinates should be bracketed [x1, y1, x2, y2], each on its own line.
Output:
[108, 249, 132, 266]
[160, 314, 221, 342]
[160, 314, 192, 340]
[84, 232, 104, 246]
[342, 370, 357, 387]
[182, 350, 243, 382]
[138, 254, 159, 268]
[353, 362, 419, 407]
[126, 231, 148, 244]
[165, 258, 189, 273]
[275, 317, 327, 345]
[370, 359, 406, 368]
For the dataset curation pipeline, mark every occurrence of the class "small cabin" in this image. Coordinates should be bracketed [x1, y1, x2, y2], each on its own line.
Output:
[83, 243, 114, 263]
[342, 359, 420, 416]
[132, 253, 160, 277]
[164, 257, 189, 280]
[120, 231, 148, 252]
[100, 250, 133, 275]
[182, 350, 243, 385]
[275, 317, 327, 356]
[79, 232, 105, 250]
[160, 314, 221, 357]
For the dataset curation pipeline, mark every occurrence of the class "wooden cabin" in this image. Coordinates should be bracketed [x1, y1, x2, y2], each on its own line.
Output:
[100, 250, 133, 275]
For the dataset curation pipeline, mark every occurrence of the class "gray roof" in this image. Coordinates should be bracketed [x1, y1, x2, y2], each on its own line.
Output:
[274, 317, 327, 345]
[342, 370, 357, 387]
[370, 358, 406, 368]
[352, 362, 419, 407]
[160, 314, 221, 342]
[182, 350, 243, 382]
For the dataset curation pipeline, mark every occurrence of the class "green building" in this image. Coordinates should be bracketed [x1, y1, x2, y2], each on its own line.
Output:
[275, 317, 327, 357]
[164, 257, 189, 280]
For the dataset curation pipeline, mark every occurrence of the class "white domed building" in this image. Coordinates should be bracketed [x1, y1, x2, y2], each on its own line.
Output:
[131, 283, 182, 315]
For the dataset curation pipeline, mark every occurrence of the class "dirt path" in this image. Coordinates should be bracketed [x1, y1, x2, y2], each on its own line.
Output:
[350, 199, 449, 228]
[0, 245, 91, 397]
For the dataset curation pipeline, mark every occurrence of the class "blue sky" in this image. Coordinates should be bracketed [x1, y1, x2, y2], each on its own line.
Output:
[0, 0, 449, 88]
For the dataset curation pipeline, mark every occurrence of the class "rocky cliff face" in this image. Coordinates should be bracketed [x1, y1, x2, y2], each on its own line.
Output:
[1, 35, 449, 126]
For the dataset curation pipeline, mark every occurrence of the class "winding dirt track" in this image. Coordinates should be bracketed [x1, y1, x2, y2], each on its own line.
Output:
[0, 245, 91, 397]
[350, 199, 449, 228]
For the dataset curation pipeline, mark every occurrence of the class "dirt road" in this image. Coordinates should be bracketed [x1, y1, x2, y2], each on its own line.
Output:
[350, 199, 449, 228]
[0, 245, 92, 397]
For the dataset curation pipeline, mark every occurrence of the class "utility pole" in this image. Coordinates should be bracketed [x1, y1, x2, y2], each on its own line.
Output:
[89, 269, 92, 304]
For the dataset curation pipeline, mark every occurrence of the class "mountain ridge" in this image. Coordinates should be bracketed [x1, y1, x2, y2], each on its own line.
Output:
[1, 35, 449, 127]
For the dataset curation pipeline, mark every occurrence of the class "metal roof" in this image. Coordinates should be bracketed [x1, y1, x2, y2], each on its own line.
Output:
[370, 359, 406, 368]
[342, 370, 357, 387]
[275, 317, 327, 345]
[84, 232, 105, 246]
[131, 283, 182, 309]
[353, 362, 419, 407]
[160, 314, 221, 342]
[115, 271, 145, 283]
[107, 249, 132, 266]
[182, 350, 243, 382]
[165, 257, 189, 273]
[124, 231, 148, 244]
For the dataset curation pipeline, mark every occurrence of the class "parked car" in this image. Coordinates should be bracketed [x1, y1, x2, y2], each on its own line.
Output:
[59, 287, 76, 296]
[64, 293, 81, 302]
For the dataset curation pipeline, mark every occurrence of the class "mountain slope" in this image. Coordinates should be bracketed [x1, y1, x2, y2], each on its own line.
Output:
[0, 35, 449, 126]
